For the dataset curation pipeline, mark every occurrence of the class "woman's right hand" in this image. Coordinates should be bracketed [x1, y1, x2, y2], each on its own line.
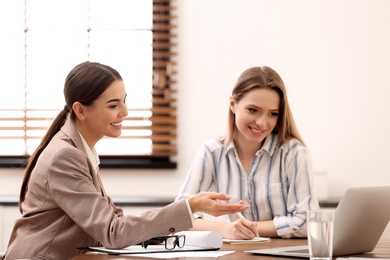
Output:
[187, 191, 248, 217]
[221, 218, 259, 240]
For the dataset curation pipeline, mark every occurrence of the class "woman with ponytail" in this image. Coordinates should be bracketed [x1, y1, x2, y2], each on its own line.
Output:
[3, 61, 247, 260]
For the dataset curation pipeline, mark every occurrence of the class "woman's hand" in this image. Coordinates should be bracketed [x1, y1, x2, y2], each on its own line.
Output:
[187, 191, 248, 217]
[221, 218, 259, 240]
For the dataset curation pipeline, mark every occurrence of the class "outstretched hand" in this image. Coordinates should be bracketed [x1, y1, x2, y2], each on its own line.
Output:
[188, 191, 249, 217]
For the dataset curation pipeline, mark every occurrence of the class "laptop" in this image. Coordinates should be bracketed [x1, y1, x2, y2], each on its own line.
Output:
[246, 186, 390, 258]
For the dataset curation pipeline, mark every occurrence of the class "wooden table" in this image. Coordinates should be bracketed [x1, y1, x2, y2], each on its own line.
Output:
[70, 238, 390, 259]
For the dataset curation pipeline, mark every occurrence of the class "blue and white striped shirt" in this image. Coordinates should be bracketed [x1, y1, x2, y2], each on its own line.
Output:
[175, 133, 319, 238]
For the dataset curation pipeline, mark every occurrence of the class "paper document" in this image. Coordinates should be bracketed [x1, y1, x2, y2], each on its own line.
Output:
[85, 245, 219, 255]
[223, 236, 271, 244]
[82, 231, 223, 255]
[128, 250, 235, 258]
[175, 230, 223, 248]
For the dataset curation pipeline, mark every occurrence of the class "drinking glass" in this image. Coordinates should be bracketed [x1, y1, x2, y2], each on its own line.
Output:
[307, 209, 334, 260]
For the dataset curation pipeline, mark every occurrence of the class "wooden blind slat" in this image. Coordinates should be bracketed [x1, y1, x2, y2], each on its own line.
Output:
[152, 24, 176, 30]
[153, 6, 174, 12]
[153, 33, 176, 39]
[153, 15, 176, 20]
[0, 135, 176, 141]
[0, 108, 177, 121]
[0, 125, 177, 134]
[153, 44, 176, 50]
[152, 88, 176, 95]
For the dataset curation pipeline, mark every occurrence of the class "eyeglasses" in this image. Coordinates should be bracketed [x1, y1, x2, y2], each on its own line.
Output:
[141, 235, 186, 250]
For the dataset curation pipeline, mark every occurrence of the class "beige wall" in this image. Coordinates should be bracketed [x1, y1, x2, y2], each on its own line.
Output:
[1, 0, 390, 200]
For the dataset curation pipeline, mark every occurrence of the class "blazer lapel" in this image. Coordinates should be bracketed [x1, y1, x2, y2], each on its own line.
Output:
[60, 117, 105, 196]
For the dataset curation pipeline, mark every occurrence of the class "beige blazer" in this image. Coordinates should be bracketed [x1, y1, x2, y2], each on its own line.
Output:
[4, 118, 192, 260]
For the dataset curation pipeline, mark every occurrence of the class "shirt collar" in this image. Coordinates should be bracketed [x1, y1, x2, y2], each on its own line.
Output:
[78, 131, 100, 172]
[225, 133, 279, 156]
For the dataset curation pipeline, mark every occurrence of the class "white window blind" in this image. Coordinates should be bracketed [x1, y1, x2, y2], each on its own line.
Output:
[0, 0, 177, 168]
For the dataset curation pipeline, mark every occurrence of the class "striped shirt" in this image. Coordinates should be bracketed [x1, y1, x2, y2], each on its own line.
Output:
[175, 133, 319, 238]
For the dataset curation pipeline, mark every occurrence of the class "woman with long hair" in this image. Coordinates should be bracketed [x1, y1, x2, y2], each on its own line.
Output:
[175, 66, 319, 239]
[3, 61, 248, 260]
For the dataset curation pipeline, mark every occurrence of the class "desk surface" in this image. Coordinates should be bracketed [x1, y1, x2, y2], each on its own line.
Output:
[70, 239, 390, 260]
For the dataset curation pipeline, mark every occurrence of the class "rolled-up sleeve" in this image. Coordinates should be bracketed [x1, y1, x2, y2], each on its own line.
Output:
[273, 143, 320, 238]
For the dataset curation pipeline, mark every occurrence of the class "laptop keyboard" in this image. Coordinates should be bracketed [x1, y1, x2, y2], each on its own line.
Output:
[283, 249, 309, 254]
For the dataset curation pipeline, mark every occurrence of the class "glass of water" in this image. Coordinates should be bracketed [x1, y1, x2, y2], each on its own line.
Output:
[307, 209, 334, 260]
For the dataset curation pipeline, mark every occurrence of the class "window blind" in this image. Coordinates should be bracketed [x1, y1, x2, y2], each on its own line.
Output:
[0, 0, 177, 168]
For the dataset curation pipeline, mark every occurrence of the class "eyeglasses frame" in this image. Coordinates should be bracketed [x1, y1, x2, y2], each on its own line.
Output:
[141, 234, 186, 250]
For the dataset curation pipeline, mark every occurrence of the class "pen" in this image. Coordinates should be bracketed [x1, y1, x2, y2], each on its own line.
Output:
[235, 212, 245, 219]
[235, 212, 260, 238]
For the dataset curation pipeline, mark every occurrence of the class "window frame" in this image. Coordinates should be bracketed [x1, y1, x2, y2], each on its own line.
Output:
[0, 0, 177, 169]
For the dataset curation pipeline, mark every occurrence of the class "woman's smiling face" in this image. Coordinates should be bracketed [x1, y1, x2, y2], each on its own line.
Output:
[81, 79, 128, 146]
[230, 88, 280, 145]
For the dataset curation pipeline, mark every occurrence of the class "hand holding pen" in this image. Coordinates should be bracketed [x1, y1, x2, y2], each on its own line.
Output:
[234, 212, 260, 238]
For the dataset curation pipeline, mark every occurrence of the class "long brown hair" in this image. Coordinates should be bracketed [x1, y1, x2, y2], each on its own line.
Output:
[19, 61, 122, 213]
[222, 66, 304, 146]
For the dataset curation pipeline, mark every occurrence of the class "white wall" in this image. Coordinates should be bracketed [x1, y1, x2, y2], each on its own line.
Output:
[1, 0, 390, 200]
[176, 0, 390, 198]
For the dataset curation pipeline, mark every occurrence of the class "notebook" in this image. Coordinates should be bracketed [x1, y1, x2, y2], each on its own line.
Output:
[223, 236, 271, 244]
[245, 186, 390, 258]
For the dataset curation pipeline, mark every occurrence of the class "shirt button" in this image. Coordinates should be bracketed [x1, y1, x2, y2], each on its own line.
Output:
[292, 226, 299, 231]
[247, 200, 252, 204]
[169, 227, 175, 233]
